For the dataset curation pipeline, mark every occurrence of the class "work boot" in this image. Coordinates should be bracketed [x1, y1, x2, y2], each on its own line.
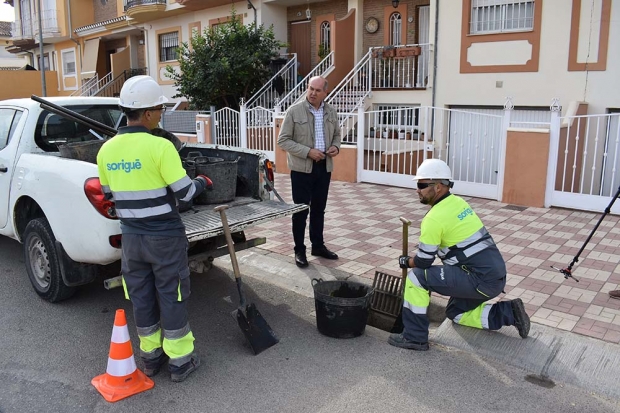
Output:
[169, 354, 201, 383]
[511, 298, 530, 339]
[387, 333, 429, 351]
[609, 290, 620, 300]
[142, 352, 169, 377]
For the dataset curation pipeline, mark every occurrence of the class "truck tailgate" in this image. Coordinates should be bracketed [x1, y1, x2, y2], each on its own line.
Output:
[182, 198, 308, 242]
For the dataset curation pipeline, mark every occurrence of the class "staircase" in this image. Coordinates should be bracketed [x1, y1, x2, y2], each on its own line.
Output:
[327, 50, 372, 117]
[275, 51, 335, 113]
[245, 54, 298, 110]
[95, 68, 147, 98]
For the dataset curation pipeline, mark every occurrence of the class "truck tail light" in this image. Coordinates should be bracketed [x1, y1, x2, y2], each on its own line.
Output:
[264, 159, 274, 190]
[84, 178, 118, 220]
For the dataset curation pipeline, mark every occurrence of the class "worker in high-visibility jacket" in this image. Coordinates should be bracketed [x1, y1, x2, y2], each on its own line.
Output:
[389, 159, 530, 351]
[97, 75, 212, 382]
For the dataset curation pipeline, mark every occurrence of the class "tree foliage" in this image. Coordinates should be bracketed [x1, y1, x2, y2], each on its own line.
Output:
[166, 10, 285, 110]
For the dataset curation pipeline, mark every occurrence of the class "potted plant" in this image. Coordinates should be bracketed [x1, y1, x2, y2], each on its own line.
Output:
[318, 44, 329, 61]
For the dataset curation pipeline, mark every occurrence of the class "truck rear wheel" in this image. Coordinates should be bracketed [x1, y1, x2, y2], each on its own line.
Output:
[23, 218, 76, 302]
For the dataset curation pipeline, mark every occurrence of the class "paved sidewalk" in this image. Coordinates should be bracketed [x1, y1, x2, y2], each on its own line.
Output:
[246, 173, 620, 344]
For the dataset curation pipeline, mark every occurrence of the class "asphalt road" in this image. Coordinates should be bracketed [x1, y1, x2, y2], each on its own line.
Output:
[1, 235, 618, 413]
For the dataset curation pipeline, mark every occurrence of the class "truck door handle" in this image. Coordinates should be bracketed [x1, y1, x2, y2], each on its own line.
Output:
[0, 166, 7, 173]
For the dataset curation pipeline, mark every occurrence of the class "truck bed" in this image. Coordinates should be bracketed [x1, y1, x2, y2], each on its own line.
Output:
[182, 197, 307, 242]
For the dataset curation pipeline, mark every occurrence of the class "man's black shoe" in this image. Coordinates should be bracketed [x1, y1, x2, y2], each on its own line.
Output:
[311, 247, 338, 260]
[170, 354, 200, 383]
[511, 298, 530, 339]
[295, 252, 309, 268]
[142, 352, 169, 377]
[387, 333, 429, 351]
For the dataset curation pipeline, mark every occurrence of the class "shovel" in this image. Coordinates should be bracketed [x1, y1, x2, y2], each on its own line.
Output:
[214, 205, 279, 355]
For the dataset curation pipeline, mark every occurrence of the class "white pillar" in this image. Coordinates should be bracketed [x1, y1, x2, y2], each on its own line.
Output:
[496, 97, 513, 202]
[545, 98, 562, 208]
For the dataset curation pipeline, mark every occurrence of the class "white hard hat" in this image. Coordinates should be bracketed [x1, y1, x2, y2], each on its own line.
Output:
[119, 75, 168, 109]
[412, 159, 453, 181]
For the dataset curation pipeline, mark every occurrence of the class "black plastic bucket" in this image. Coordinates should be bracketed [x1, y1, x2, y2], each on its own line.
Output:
[312, 279, 374, 339]
[194, 156, 238, 205]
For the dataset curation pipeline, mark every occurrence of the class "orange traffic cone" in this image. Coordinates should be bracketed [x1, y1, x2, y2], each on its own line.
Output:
[91, 309, 154, 402]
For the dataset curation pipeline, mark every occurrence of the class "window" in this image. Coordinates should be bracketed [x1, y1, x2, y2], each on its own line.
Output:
[34, 105, 123, 152]
[0, 109, 23, 150]
[61, 49, 76, 75]
[373, 105, 418, 130]
[389, 13, 402, 46]
[159, 31, 179, 62]
[320, 21, 330, 55]
[470, 0, 534, 34]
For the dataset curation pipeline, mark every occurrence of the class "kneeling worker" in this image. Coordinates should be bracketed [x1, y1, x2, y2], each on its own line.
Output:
[389, 159, 530, 351]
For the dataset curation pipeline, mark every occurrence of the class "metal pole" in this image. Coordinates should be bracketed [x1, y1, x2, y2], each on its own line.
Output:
[36, 0, 47, 96]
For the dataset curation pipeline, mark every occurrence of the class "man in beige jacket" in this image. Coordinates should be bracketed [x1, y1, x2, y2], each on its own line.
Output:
[277, 76, 342, 268]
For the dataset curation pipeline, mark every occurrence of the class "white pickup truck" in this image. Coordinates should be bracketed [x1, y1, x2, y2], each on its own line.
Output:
[0, 96, 304, 302]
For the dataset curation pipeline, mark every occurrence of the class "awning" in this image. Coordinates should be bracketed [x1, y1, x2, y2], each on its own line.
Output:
[81, 38, 100, 78]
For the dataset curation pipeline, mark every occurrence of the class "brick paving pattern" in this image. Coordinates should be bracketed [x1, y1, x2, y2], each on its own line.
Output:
[246, 174, 620, 344]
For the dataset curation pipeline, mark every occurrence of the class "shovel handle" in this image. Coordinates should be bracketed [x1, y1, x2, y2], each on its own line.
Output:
[399, 217, 411, 293]
[214, 205, 242, 281]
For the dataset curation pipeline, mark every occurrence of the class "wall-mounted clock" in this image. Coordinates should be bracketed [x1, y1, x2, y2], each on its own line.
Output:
[365, 17, 379, 34]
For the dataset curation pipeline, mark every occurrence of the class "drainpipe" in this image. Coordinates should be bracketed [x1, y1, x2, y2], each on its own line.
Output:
[431, 0, 439, 109]
[67, 0, 81, 87]
[36, 0, 46, 95]
[247, 0, 257, 30]
[430, 0, 439, 141]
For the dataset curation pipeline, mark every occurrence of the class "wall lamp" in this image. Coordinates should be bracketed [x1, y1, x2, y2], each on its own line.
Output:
[392, 0, 399, 7]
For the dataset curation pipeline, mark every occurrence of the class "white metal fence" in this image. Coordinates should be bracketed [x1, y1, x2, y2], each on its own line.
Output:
[548, 110, 620, 214]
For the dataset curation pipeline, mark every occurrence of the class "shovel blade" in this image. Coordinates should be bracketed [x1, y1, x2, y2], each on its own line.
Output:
[234, 303, 279, 355]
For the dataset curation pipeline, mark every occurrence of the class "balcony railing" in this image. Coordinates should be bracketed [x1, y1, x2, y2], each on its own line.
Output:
[124, 0, 167, 12]
[11, 17, 33, 39]
[31, 9, 61, 37]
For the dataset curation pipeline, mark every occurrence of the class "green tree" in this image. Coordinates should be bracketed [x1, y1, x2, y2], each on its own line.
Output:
[166, 10, 285, 110]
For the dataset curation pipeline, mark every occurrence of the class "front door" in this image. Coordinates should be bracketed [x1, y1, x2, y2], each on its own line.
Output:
[289, 21, 311, 78]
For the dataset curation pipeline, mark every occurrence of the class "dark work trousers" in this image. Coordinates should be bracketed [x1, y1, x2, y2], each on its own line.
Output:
[402, 265, 514, 343]
[121, 234, 193, 365]
[290, 161, 331, 254]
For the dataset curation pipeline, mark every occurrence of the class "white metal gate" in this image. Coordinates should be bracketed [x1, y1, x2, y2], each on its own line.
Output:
[244, 106, 275, 161]
[357, 106, 507, 200]
[547, 111, 620, 214]
[214, 107, 240, 146]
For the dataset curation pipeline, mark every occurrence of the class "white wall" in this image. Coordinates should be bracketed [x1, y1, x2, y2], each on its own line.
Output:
[148, 0, 289, 103]
[435, 0, 620, 115]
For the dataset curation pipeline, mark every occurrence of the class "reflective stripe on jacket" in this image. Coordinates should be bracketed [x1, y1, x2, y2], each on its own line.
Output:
[97, 126, 197, 236]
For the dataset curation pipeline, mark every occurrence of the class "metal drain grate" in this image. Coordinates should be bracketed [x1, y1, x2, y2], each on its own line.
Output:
[502, 204, 528, 211]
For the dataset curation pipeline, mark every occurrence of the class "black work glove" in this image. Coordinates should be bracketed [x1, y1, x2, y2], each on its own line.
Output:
[399, 255, 413, 269]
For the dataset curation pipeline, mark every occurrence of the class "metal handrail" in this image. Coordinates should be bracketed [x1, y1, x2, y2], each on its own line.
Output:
[276, 51, 334, 113]
[327, 49, 373, 126]
[245, 54, 297, 109]
[124, 0, 166, 11]
[71, 75, 99, 97]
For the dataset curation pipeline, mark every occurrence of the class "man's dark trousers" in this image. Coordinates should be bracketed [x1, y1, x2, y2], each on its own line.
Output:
[290, 161, 331, 254]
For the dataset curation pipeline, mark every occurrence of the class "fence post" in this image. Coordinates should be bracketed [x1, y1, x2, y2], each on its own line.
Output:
[356, 105, 365, 183]
[545, 98, 562, 208]
[239, 98, 248, 149]
[209, 105, 216, 142]
[496, 97, 513, 202]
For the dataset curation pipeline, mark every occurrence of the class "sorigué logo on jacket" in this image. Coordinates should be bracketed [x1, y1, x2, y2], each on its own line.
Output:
[106, 159, 142, 173]
[457, 207, 474, 221]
